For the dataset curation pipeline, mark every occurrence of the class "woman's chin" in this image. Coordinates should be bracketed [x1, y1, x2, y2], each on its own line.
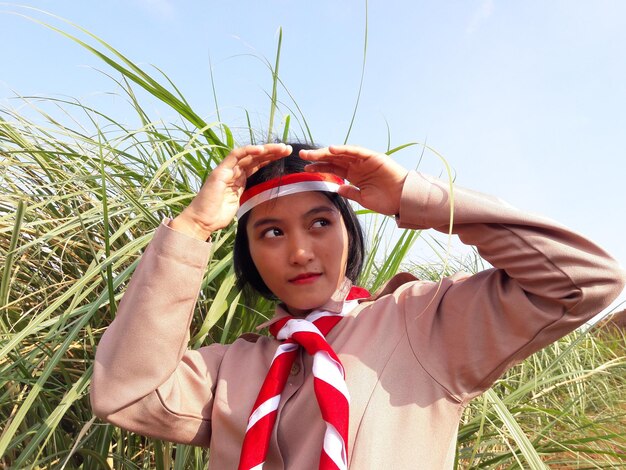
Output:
[283, 298, 328, 317]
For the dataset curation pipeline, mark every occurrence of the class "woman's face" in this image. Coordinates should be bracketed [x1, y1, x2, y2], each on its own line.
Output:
[246, 191, 349, 316]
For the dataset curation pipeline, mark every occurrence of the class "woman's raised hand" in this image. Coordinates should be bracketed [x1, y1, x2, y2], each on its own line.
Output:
[300, 145, 408, 216]
[171, 143, 292, 240]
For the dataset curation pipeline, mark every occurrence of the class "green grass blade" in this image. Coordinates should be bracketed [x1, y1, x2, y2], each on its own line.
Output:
[191, 266, 237, 348]
[0, 199, 26, 327]
[267, 27, 282, 142]
[15, 373, 93, 468]
[245, 110, 256, 144]
[282, 115, 291, 142]
[0, 299, 100, 457]
[343, 0, 368, 144]
[484, 389, 549, 469]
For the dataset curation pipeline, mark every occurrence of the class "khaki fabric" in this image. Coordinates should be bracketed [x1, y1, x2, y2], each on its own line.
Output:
[91, 171, 625, 469]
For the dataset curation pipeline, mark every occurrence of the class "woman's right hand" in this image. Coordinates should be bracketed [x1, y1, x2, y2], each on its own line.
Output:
[170, 143, 292, 240]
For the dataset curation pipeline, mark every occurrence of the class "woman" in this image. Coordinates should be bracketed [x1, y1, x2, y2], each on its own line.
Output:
[91, 142, 625, 469]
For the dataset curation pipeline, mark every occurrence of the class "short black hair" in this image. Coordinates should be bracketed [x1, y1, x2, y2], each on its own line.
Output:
[233, 142, 365, 300]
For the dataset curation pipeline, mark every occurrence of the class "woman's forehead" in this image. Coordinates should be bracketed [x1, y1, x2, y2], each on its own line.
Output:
[247, 191, 336, 222]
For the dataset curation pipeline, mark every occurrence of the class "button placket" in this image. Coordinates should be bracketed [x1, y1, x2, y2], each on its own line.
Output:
[286, 350, 304, 387]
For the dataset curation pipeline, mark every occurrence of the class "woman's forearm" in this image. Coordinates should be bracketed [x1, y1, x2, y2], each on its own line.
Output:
[90, 221, 222, 445]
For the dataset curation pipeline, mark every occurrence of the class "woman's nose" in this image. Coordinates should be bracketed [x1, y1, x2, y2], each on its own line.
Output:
[288, 237, 314, 265]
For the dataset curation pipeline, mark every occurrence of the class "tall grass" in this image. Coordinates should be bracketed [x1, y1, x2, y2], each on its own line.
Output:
[1, 12, 624, 469]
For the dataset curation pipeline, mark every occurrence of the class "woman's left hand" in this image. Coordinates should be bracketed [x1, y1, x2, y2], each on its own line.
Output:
[299, 145, 408, 216]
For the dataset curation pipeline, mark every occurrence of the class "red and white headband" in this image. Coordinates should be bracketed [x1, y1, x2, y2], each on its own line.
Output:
[237, 172, 345, 219]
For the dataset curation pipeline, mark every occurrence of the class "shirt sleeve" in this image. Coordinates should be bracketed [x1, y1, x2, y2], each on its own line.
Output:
[90, 220, 227, 447]
[395, 171, 626, 402]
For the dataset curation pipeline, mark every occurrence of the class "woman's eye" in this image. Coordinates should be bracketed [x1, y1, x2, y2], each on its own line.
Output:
[261, 227, 283, 239]
[311, 219, 330, 229]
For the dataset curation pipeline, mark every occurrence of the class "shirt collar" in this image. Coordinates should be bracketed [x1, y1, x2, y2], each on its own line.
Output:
[255, 277, 353, 331]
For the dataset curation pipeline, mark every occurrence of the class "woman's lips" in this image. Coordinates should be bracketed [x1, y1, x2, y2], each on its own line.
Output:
[288, 273, 322, 285]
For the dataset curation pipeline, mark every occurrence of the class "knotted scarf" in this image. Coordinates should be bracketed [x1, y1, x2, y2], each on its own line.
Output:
[238, 286, 370, 470]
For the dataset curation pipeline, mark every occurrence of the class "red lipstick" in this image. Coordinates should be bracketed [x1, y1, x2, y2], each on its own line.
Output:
[289, 273, 321, 285]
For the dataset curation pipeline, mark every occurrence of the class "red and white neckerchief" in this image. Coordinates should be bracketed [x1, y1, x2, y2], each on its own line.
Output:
[238, 286, 370, 470]
[236, 172, 345, 219]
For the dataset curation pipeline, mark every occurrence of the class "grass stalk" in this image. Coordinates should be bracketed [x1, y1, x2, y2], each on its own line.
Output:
[267, 27, 282, 142]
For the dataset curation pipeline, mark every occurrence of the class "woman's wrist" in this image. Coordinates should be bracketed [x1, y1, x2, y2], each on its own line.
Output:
[169, 213, 214, 241]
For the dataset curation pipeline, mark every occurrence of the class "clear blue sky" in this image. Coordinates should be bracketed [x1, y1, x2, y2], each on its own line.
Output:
[2, 1, 625, 312]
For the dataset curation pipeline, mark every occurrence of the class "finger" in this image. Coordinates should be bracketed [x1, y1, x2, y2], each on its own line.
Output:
[300, 149, 361, 164]
[244, 158, 279, 178]
[299, 146, 363, 161]
[221, 145, 263, 169]
[328, 145, 379, 159]
[223, 143, 291, 168]
[235, 143, 290, 156]
[254, 143, 292, 156]
[236, 144, 292, 168]
[237, 152, 280, 169]
[299, 146, 331, 155]
[303, 162, 350, 179]
[230, 144, 267, 159]
[238, 151, 290, 177]
[299, 147, 332, 160]
[337, 185, 363, 205]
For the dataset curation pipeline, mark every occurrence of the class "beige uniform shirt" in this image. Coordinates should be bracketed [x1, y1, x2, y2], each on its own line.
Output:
[91, 172, 625, 469]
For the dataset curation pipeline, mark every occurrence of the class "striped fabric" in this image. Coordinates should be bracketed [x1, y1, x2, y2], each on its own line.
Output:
[236, 172, 345, 219]
[238, 287, 369, 470]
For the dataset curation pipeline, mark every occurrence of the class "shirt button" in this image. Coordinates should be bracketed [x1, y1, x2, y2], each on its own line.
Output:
[290, 363, 301, 376]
